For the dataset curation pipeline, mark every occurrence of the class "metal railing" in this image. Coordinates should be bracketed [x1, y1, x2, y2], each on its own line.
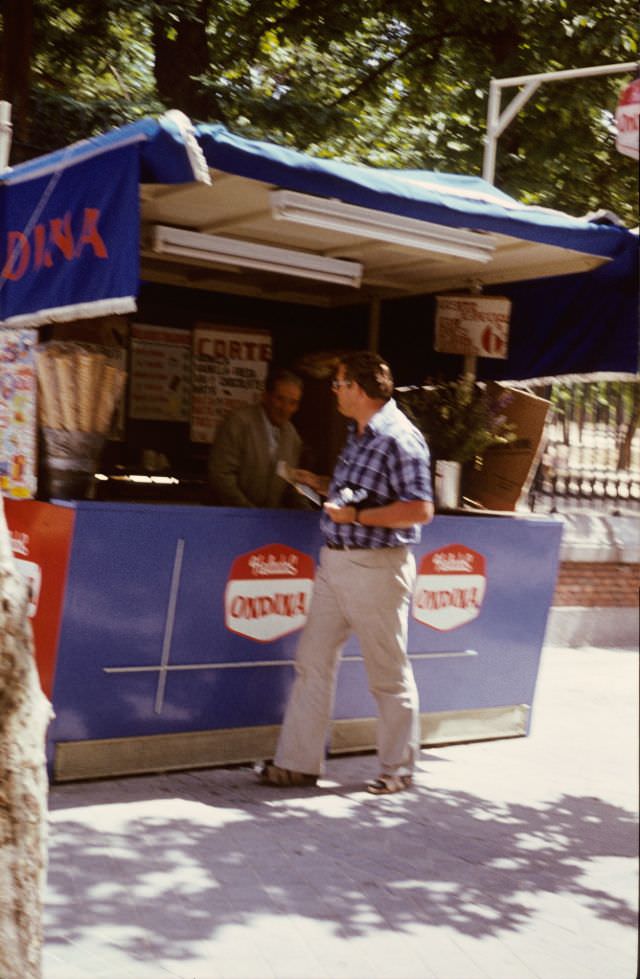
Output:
[527, 380, 640, 515]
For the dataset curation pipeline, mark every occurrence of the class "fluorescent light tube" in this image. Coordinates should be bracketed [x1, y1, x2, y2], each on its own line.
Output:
[271, 190, 496, 263]
[152, 225, 363, 287]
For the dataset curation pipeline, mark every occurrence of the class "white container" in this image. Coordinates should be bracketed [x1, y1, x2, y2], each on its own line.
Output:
[434, 460, 462, 510]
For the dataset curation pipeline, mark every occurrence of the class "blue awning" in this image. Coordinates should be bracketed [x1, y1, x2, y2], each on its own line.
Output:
[0, 115, 207, 328]
[0, 115, 637, 379]
[196, 123, 634, 263]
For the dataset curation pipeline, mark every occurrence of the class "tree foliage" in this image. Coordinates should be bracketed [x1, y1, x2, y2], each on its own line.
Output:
[1, 0, 638, 223]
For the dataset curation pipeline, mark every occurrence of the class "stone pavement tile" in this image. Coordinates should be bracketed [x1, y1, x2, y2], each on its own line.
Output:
[170, 929, 280, 979]
[447, 933, 540, 979]
[216, 956, 278, 979]
[314, 938, 404, 979]
[259, 881, 323, 907]
[259, 918, 341, 979]
[512, 893, 638, 977]
[265, 958, 330, 979]
[154, 961, 224, 979]
[342, 928, 440, 979]
[395, 926, 493, 979]
[42, 938, 179, 979]
[500, 930, 628, 979]
[259, 919, 337, 979]
[42, 947, 90, 979]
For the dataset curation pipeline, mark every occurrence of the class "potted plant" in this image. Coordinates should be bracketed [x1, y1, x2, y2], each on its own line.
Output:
[397, 376, 517, 508]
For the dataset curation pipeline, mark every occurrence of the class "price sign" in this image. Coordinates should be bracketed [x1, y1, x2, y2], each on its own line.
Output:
[435, 295, 511, 360]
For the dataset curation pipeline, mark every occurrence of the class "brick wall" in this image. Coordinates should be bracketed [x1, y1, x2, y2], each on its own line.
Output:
[553, 562, 640, 607]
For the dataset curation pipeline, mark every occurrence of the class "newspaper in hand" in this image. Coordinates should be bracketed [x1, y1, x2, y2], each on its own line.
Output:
[276, 460, 322, 507]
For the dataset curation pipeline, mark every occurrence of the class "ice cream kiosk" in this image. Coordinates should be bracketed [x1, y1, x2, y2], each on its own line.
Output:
[1, 114, 637, 780]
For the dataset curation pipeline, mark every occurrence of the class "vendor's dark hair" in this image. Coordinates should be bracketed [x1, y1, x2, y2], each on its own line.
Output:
[265, 365, 303, 392]
[339, 351, 394, 401]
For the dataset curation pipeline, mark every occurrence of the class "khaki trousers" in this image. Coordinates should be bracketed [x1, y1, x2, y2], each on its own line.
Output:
[274, 545, 420, 777]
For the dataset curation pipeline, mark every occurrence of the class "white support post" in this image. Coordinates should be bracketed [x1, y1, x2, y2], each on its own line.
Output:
[482, 61, 638, 184]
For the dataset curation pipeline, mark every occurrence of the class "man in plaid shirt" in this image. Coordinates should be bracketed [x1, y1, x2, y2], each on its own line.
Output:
[261, 351, 434, 795]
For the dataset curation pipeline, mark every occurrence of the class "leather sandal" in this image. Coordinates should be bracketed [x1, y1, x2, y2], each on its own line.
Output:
[259, 762, 318, 787]
[366, 774, 412, 795]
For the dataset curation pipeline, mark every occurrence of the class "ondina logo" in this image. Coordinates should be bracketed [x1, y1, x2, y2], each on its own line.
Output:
[431, 551, 475, 573]
[224, 543, 315, 643]
[412, 544, 487, 631]
[247, 553, 299, 576]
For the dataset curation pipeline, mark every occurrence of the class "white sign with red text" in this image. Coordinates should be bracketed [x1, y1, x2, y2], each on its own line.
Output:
[435, 295, 511, 359]
[191, 324, 272, 443]
[225, 543, 315, 643]
[615, 78, 640, 160]
[413, 544, 487, 631]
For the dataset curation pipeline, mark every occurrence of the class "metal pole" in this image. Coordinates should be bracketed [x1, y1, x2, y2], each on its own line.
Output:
[482, 81, 501, 186]
[482, 61, 638, 184]
[0, 102, 12, 172]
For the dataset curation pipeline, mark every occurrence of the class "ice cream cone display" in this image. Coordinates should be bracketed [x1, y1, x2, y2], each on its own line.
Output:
[94, 362, 127, 435]
[52, 352, 77, 431]
[75, 348, 106, 432]
[35, 353, 62, 430]
[36, 342, 127, 499]
[36, 342, 126, 436]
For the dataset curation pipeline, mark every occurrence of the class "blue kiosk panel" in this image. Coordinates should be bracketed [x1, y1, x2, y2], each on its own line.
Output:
[45, 501, 562, 776]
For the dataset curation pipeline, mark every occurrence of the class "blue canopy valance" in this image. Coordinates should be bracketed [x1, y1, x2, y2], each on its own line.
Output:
[0, 115, 637, 380]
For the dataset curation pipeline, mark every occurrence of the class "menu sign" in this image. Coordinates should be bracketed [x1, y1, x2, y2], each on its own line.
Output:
[0, 329, 38, 499]
[435, 295, 511, 359]
[191, 324, 271, 443]
[129, 324, 191, 421]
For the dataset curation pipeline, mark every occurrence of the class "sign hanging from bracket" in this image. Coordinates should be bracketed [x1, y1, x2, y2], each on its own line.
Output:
[434, 294, 511, 359]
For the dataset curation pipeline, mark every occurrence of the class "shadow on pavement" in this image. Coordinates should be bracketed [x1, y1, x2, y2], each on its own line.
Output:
[45, 766, 639, 965]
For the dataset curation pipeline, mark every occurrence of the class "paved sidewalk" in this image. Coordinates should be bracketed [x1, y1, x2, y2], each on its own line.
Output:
[43, 644, 639, 979]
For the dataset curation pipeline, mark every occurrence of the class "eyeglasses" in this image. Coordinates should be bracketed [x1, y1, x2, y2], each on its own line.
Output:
[331, 379, 353, 391]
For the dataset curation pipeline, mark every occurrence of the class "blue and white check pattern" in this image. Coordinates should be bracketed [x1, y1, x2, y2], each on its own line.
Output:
[321, 398, 432, 548]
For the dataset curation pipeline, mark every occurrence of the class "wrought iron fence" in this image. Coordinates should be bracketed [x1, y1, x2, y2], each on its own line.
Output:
[526, 380, 640, 515]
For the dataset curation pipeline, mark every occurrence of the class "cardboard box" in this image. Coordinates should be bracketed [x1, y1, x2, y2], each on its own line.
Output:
[462, 383, 550, 511]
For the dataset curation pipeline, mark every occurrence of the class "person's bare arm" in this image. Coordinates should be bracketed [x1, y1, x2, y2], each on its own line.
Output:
[323, 499, 434, 527]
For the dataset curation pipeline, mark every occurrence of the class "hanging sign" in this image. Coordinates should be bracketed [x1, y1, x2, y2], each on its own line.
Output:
[224, 543, 315, 643]
[435, 295, 511, 359]
[412, 544, 487, 631]
[0, 144, 139, 327]
[190, 323, 271, 443]
[615, 78, 640, 160]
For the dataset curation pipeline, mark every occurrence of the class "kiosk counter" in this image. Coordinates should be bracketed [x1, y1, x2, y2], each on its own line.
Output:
[6, 498, 562, 782]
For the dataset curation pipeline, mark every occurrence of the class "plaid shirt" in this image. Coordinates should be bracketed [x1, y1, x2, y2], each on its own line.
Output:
[320, 398, 432, 548]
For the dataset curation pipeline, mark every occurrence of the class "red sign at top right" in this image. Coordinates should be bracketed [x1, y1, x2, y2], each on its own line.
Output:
[615, 78, 640, 161]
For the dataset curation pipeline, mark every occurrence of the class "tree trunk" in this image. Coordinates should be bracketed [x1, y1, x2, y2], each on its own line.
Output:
[0, 0, 34, 163]
[151, 1, 214, 120]
[0, 493, 52, 979]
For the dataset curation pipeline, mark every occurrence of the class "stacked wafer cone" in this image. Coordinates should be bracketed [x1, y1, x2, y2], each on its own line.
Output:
[36, 343, 126, 436]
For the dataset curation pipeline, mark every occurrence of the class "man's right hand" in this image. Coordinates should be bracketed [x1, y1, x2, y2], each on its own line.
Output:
[291, 469, 330, 496]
